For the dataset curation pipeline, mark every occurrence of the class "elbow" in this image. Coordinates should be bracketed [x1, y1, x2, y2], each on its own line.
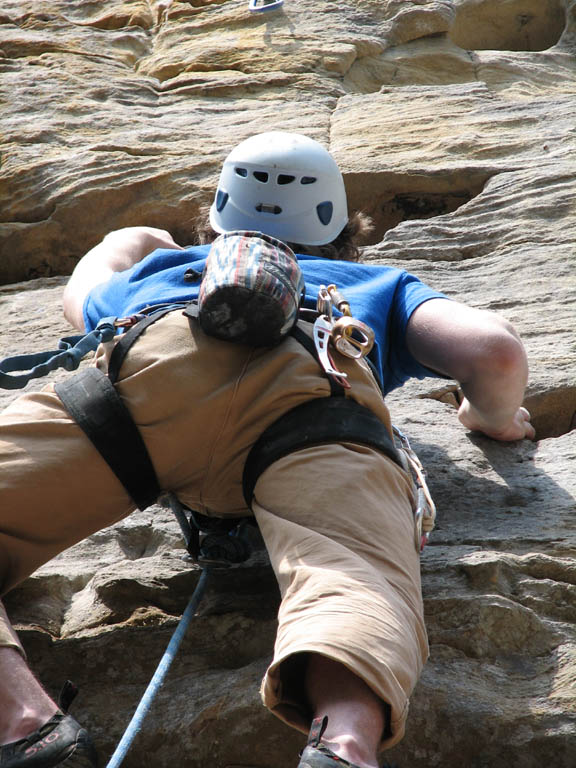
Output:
[467, 315, 529, 386]
[102, 227, 178, 254]
[62, 281, 86, 332]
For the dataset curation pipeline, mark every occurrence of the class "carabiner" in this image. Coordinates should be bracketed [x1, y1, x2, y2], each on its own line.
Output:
[331, 316, 375, 359]
[316, 285, 332, 321]
[249, 0, 284, 12]
[327, 284, 351, 317]
[313, 315, 350, 389]
[393, 426, 437, 552]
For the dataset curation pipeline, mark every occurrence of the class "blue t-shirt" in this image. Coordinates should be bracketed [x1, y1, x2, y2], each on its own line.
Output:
[84, 246, 449, 395]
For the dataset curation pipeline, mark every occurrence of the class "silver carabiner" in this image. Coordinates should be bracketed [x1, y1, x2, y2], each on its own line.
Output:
[313, 315, 350, 388]
[316, 285, 333, 322]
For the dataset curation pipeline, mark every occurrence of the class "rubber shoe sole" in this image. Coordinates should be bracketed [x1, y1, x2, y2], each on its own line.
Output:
[299, 745, 399, 768]
[0, 713, 98, 768]
[299, 744, 359, 768]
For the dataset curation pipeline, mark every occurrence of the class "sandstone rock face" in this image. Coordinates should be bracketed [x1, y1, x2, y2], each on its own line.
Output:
[1, 2, 575, 767]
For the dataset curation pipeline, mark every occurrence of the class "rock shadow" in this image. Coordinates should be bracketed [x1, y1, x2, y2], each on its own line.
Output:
[344, 169, 492, 246]
[449, 0, 566, 52]
[407, 430, 575, 553]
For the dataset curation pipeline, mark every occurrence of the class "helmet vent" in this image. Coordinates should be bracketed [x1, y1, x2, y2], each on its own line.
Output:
[278, 174, 295, 185]
[235, 167, 248, 177]
[216, 190, 229, 213]
[253, 171, 269, 183]
[256, 203, 282, 214]
[316, 201, 333, 225]
[301, 176, 317, 185]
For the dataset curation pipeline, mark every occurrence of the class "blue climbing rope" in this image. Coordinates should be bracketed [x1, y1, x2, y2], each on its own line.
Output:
[105, 568, 209, 768]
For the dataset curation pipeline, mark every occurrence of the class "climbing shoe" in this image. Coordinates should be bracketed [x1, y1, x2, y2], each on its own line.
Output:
[0, 682, 98, 768]
[298, 717, 398, 768]
[0, 712, 98, 768]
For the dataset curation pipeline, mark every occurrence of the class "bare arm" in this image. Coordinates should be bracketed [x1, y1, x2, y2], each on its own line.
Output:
[406, 298, 535, 441]
[63, 227, 184, 331]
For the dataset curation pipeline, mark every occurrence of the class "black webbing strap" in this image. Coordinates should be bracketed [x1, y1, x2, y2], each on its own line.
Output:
[107, 306, 184, 384]
[55, 367, 161, 511]
[242, 397, 402, 507]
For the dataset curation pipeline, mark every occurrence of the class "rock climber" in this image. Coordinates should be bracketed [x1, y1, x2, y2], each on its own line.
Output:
[0, 132, 534, 768]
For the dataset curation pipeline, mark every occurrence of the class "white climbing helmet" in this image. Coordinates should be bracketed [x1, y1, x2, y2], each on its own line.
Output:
[209, 132, 348, 245]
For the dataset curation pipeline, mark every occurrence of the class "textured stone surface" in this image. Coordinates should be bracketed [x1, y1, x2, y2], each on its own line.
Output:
[1, 1, 575, 767]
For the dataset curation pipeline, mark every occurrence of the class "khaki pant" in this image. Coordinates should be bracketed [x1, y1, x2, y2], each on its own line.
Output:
[0, 311, 427, 748]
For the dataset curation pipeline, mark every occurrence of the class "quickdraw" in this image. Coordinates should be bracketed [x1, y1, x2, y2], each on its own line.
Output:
[393, 426, 437, 552]
[312, 284, 376, 388]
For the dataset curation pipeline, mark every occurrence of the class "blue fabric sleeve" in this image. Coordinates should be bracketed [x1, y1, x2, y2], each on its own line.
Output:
[83, 273, 128, 331]
[82, 246, 210, 331]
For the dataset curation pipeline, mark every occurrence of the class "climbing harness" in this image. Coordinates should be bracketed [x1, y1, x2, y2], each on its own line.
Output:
[1, 262, 436, 558]
[51, 291, 404, 516]
[0, 282, 435, 554]
[248, 0, 284, 14]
